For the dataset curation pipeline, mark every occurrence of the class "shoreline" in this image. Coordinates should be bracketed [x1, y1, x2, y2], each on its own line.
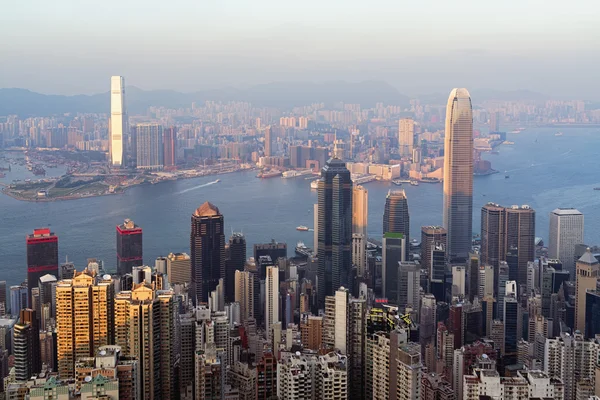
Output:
[0, 167, 253, 203]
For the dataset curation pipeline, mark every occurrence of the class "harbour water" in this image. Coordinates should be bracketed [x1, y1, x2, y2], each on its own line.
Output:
[0, 127, 599, 285]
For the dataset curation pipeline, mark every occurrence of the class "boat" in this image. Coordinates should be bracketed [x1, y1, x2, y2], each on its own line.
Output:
[594, 188, 600, 191]
[310, 180, 319, 189]
[505, 175, 510, 179]
[295, 241, 312, 258]
[215, 179, 221, 183]
[503, 141, 515, 145]
[257, 171, 282, 179]
[392, 179, 403, 186]
[296, 225, 309, 231]
[555, 132, 563, 136]
[410, 181, 419, 186]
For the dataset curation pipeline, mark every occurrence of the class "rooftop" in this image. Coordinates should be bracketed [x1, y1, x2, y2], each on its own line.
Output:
[578, 248, 599, 265]
[552, 208, 583, 216]
[194, 201, 221, 217]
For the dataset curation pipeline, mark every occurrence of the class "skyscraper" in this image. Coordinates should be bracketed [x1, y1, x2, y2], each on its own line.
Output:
[383, 190, 410, 260]
[133, 123, 163, 170]
[26, 228, 58, 305]
[265, 266, 279, 340]
[191, 202, 225, 304]
[398, 118, 415, 157]
[352, 185, 368, 236]
[480, 203, 535, 292]
[421, 226, 447, 280]
[382, 233, 405, 302]
[116, 219, 142, 276]
[575, 248, 599, 333]
[317, 155, 353, 308]
[235, 270, 254, 323]
[225, 232, 246, 302]
[549, 208, 584, 278]
[13, 309, 40, 381]
[442, 88, 473, 262]
[163, 126, 177, 168]
[110, 76, 126, 167]
[264, 126, 272, 157]
[166, 252, 191, 285]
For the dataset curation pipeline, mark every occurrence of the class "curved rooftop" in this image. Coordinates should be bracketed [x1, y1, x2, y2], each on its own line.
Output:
[449, 87, 471, 100]
[194, 201, 221, 217]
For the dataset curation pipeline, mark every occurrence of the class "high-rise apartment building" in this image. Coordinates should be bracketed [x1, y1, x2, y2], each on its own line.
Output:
[191, 202, 225, 304]
[480, 203, 535, 291]
[383, 190, 410, 260]
[114, 284, 176, 399]
[110, 76, 127, 167]
[443, 88, 473, 262]
[56, 271, 114, 378]
[116, 219, 142, 276]
[317, 155, 353, 308]
[166, 252, 190, 285]
[235, 270, 255, 323]
[26, 228, 58, 305]
[13, 309, 40, 381]
[549, 208, 584, 277]
[575, 248, 599, 333]
[226, 232, 246, 302]
[133, 123, 163, 170]
[265, 266, 279, 340]
[398, 118, 415, 157]
[163, 126, 177, 168]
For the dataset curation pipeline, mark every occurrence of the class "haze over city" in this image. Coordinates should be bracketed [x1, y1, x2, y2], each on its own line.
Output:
[2, 0, 600, 98]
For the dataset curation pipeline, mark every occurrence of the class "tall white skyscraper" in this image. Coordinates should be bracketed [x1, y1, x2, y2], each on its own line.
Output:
[110, 76, 127, 167]
[443, 88, 473, 262]
[265, 266, 279, 340]
[398, 118, 415, 157]
[549, 208, 584, 277]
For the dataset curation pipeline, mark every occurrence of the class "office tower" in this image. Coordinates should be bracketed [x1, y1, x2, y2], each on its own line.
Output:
[452, 265, 466, 297]
[397, 262, 421, 313]
[481, 203, 535, 292]
[352, 234, 367, 277]
[421, 226, 447, 278]
[10, 285, 27, 316]
[116, 219, 142, 276]
[442, 88, 473, 262]
[110, 76, 126, 167]
[60, 260, 75, 280]
[398, 118, 415, 157]
[585, 291, 600, 339]
[549, 208, 584, 277]
[56, 271, 114, 378]
[133, 123, 163, 170]
[114, 285, 176, 399]
[191, 202, 225, 304]
[265, 266, 279, 340]
[467, 254, 479, 302]
[264, 126, 272, 157]
[226, 232, 246, 302]
[430, 244, 447, 301]
[317, 155, 353, 308]
[497, 262, 509, 320]
[313, 203, 319, 251]
[235, 270, 254, 323]
[163, 126, 177, 168]
[489, 111, 500, 132]
[154, 257, 167, 275]
[383, 190, 410, 260]
[545, 332, 599, 400]
[13, 309, 40, 381]
[503, 281, 521, 366]
[0, 282, 6, 317]
[382, 232, 405, 302]
[166, 252, 190, 285]
[253, 240, 287, 267]
[26, 228, 58, 305]
[575, 249, 599, 333]
[352, 185, 368, 236]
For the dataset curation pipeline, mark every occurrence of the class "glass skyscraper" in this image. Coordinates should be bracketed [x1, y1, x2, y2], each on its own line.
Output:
[383, 189, 410, 260]
[443, 88, 473, 262]
[317, 156, 352, 309]
[109, 76, 126, 167]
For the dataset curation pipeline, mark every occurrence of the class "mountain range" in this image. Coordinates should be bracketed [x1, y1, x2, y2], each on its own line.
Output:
[0, 82, 551, 117]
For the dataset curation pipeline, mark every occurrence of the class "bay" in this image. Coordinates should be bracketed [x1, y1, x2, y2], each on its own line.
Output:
[0, 127, 599, 285]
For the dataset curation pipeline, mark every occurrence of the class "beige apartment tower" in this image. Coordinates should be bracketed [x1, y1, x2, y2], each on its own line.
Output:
[443, 88, 473, 262]
[234, 270, 254, 323]
[399, 118, 415, 157]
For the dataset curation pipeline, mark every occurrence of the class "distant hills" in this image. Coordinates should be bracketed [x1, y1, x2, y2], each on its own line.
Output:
[0, 82, 554, 117]
[0, 81, 410, 117]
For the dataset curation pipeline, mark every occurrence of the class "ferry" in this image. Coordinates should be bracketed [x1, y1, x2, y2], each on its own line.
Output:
[505, 175, 510, 179]
[295, 241, 312, 258]
[555, 132, 563, 137]
[215, 179, 221, 183]
[296, 225, 309, 231]
[503, 141, 515, 145]
[392, 179, 403, 186]
[409, 181, 419, 186]
[282, 169, 313, 179]
[310, 180, 319, 189]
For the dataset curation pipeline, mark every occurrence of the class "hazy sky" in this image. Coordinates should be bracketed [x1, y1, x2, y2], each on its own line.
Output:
[2, 0, 599, 98]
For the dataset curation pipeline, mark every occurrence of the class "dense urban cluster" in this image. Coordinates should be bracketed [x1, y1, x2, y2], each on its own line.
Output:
[0, 80, 599, 400]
